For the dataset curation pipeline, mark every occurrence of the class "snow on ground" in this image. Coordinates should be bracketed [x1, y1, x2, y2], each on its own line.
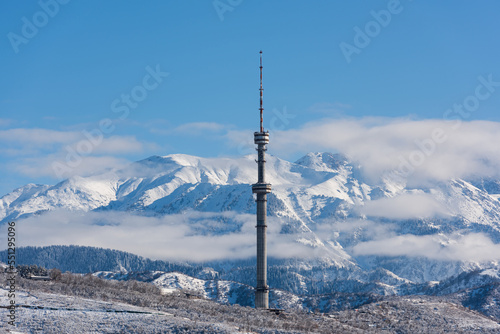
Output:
[0, 287, 234, 334]
[480, 268, 500, 279]
[153, 272, 208, 297]
[1, 280, 500, 333]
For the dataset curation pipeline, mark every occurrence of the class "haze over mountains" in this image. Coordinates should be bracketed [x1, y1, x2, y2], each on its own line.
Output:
[1, 152, 500, 296]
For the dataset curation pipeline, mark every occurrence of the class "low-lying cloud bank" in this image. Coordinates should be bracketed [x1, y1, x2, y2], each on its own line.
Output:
[0, 210, 316, 262]
[352, 232, 500, 262]
[3, 208, 500, 263]
[358, 193, 452, 219]
[314, 218, 500, 262]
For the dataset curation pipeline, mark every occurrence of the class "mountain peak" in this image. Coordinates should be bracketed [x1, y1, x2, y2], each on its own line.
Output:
[138, 154, 228, 169]
[160, 154, 203, 167]
[294, 152, 348, 172]
[130, 154, 196, 176]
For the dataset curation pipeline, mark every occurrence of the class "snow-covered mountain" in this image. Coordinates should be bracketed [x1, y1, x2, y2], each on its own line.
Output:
[1, 153, 366, 225]
[2, 152, 500, 295]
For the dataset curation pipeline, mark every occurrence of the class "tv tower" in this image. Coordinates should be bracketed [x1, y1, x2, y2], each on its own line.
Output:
[252, 50, 271, 309]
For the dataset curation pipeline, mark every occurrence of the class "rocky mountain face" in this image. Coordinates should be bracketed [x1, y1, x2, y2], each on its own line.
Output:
[1, 152, 500, 303]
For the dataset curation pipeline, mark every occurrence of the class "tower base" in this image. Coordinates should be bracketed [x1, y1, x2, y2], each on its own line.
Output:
[255, 288, 269, 309]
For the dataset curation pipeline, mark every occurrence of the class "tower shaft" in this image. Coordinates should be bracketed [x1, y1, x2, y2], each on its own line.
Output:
[252, 51, 271, 309]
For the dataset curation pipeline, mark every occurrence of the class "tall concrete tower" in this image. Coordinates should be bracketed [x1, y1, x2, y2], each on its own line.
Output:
[252, 50, 271, 309]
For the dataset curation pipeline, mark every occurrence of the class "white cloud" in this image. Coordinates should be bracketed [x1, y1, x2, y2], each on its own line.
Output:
[359, 193, 452, 219]
[16, 155, 130, 179]
[0, 128, 154, 154]
[227, 117, 500, 186]
[317, 218, 396, 240]
[18, 116, 498, 189]
[0, 128, 159, 179]
[83, 135, 158, 155]
[4, 210, 317, 262]
[0, 128, 80, 147]
[6, 208, 499, 263]
[352, 232, 500, 262]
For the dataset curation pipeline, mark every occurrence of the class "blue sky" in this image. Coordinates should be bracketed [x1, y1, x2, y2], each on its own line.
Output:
[1, 0, 500, 196]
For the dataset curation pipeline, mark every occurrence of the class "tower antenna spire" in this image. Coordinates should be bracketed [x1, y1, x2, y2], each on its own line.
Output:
[259, 50, 264, 133]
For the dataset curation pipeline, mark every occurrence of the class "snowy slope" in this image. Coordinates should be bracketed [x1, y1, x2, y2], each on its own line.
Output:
[3, 273, 499, 333]
[0, 287, 240, 333]
[0, 153, 371, 226]
[152, 272, 255, 306]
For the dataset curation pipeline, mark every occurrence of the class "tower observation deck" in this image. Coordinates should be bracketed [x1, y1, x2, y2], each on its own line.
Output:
[252, 51, 271, 309]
